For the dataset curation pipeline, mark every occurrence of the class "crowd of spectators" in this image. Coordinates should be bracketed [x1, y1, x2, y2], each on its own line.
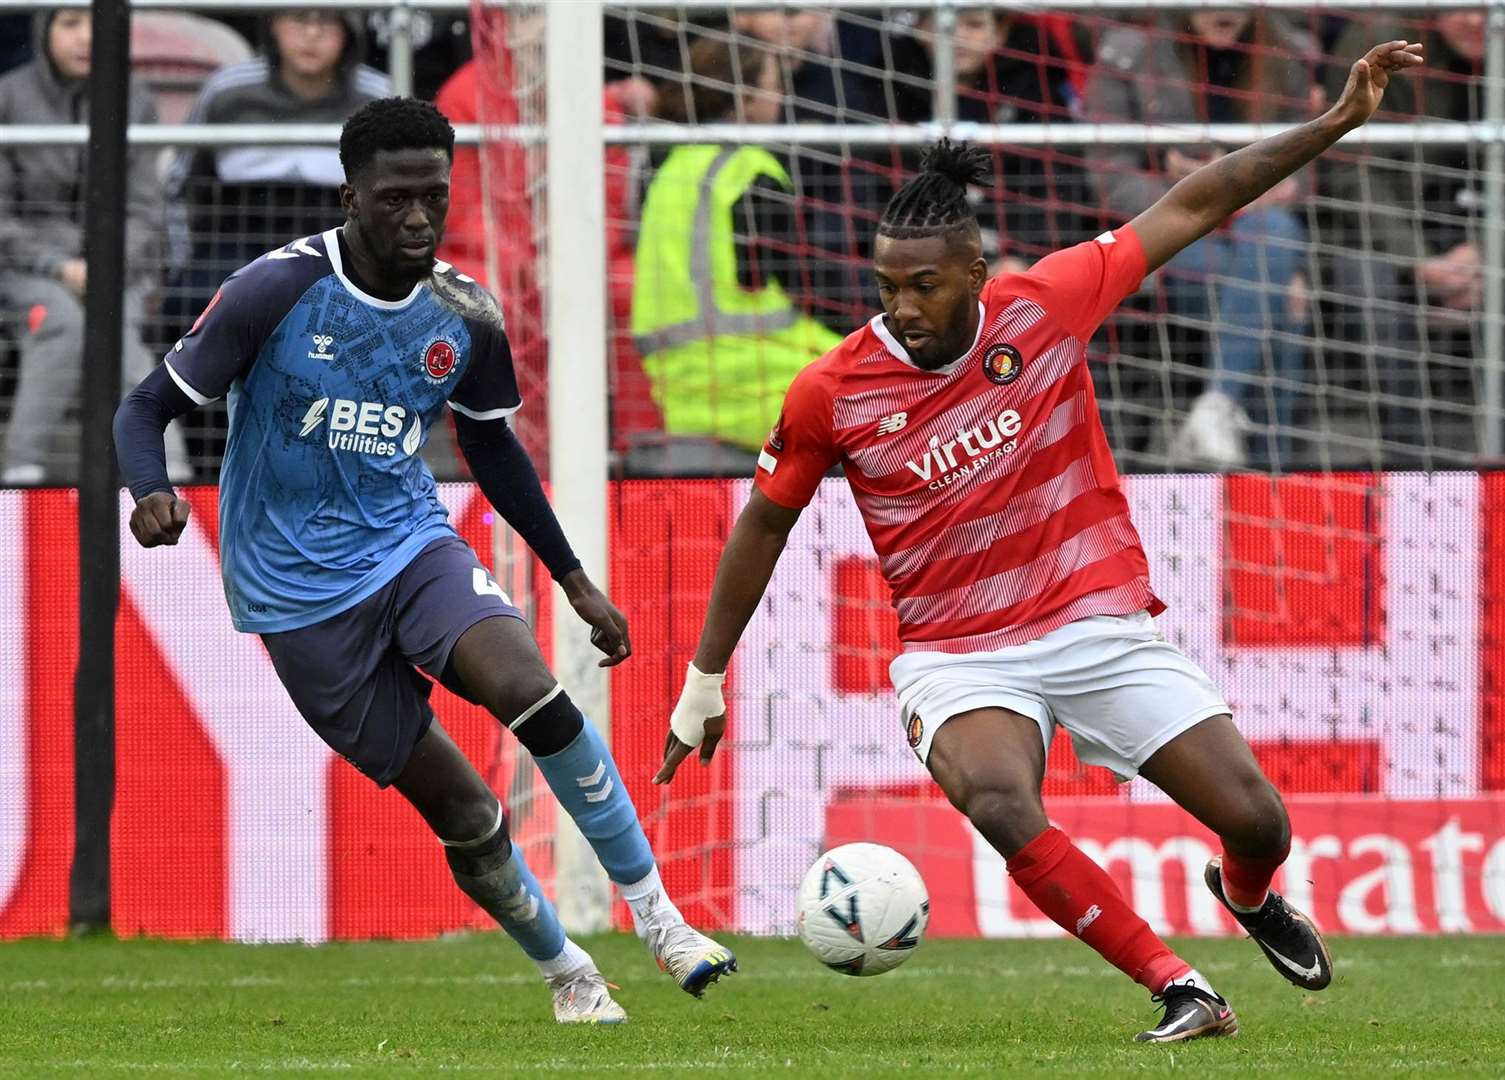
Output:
[0, 6, 1492, 481]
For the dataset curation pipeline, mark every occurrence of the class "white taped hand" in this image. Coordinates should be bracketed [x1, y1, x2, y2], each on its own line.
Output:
[670, 663, 726, 747]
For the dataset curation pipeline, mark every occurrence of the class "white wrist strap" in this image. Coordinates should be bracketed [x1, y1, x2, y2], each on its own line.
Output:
[670, 662, 726, 747]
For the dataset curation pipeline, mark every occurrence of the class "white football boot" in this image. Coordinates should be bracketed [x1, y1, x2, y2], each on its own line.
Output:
[548, 968, 628, 1024]
[647, 922, 738, 997]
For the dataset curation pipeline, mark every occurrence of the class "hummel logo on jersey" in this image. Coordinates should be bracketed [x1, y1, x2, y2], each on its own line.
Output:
[307, 334, 335, 361]
[876, 412, 908, 436]
[903, 408, 1023, 490]
[299, 396, 418, 458]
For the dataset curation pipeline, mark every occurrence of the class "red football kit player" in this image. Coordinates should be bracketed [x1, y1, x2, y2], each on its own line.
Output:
[658, 43, 1423, 1044]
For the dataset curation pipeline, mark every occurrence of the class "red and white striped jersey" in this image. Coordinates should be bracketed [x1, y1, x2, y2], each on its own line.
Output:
[754, 224, 1164, 654]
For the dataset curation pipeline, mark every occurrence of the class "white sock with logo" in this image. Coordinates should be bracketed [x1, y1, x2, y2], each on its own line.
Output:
[618, 865, 684, 939]
[537, 938, 593, 983]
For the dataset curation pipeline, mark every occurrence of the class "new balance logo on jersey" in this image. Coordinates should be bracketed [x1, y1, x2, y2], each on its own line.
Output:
[877, 412, 908, 436]
[299, 397, 420, 458]
[307, 334, 335, 361]
[903, 408, 1023, 490]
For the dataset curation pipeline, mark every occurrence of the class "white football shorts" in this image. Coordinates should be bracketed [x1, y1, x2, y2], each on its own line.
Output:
[889, 611, 1229, 781]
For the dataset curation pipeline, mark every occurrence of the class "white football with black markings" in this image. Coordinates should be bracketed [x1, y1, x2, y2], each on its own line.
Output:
[796, 842, 929, 976]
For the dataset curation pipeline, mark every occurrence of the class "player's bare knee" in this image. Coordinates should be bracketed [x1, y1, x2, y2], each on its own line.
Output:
[961, 784, 1047, 857]
[1225, 776, 1290, 858]
[483, 664, 559, 727]
[437, 794, 502, 848]
[441, 800, 512, 878]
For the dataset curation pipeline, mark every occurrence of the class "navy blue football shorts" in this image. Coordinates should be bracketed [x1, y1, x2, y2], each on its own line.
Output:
[260, 535, 524, 787]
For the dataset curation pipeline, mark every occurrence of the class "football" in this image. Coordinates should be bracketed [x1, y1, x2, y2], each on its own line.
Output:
[796, 842, 930, 976]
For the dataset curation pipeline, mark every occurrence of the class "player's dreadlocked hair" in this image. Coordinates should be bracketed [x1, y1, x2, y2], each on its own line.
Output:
[339, 97, 455, 180]
[878, 139, 992, 241]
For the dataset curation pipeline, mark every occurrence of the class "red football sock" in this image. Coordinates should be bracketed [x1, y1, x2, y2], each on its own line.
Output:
[1220, 838, 1291, 912]
[1007, 826, 1190, 993]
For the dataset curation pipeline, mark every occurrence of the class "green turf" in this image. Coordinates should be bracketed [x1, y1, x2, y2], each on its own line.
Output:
[1, 933, 1502, 1077]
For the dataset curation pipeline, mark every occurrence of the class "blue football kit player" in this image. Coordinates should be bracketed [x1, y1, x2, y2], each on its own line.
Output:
[114, 97, 734, 1023]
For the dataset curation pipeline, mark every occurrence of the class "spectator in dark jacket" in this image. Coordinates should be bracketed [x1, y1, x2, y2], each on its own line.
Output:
[0, 9, 187, 483]
[1086, 11, 1318, 468]
[164, 10, 391, 333]
[1321, 11, 1484, 465]
[882, 8, 1093, 263]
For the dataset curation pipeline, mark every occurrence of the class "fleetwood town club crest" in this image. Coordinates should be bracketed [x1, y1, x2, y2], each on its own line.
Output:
[421, 337, 458, 383]
[983, 342, 1024, 385]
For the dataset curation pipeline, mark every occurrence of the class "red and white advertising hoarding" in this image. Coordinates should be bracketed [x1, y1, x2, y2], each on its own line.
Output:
[1, 474, 1502, 939]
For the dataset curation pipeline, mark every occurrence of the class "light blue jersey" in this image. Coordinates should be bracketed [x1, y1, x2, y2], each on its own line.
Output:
[166, 228, 521, 632]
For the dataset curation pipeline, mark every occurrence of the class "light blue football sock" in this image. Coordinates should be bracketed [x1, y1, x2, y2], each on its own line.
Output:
[488, 848, 568, 963]
[444, 808, 566, 964]
[534, 718, 655, 885]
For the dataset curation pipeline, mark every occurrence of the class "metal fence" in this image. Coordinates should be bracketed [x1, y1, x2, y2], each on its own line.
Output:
[2, 0, 1504, 483]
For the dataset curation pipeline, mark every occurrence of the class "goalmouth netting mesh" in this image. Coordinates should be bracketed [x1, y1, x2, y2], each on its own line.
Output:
[462, 1, 1505, 939]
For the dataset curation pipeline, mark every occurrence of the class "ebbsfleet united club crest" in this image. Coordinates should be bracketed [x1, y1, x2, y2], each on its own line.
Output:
[421, 337, 458, 384]
[768, 412, 786, 452]
[983, 342, 1024, 385]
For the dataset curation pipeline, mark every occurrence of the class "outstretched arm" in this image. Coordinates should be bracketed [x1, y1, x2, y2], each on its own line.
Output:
[1133, 40, 1424, 272]
[653, 489, 801, 783]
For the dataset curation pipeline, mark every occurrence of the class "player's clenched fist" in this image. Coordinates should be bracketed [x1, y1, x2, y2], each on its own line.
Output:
[653, 663, 727, 784]
[128, 491, 191, 548]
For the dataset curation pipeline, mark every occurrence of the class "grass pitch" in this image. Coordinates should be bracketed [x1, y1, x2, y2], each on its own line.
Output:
[2, 933, 1502, 1077]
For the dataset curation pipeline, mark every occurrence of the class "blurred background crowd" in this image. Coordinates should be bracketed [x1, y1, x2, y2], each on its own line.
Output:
[0, 4, 1491, 483]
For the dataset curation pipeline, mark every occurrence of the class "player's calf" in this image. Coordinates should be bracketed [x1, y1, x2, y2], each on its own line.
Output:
[442, 802, 628, 1022]
[512, 683, 738, 995]
[510, 684, 656, 887]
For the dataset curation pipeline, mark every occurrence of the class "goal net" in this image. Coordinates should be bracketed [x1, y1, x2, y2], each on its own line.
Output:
[471, 1, 1505, 938]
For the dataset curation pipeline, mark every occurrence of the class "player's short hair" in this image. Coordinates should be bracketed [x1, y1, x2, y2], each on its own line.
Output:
[339, 97, 455, 181]
[878, 139, 991, 243]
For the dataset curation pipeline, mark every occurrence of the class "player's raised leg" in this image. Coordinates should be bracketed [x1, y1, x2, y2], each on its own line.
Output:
[1138, 716, 1333, 991]
[925, 708, 1237, 1044]
[446, 615, 736, 997]
[392, 721, 625, 1024]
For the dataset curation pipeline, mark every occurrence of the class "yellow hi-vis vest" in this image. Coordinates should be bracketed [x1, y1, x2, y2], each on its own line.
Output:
[631, 145, 843, 451]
